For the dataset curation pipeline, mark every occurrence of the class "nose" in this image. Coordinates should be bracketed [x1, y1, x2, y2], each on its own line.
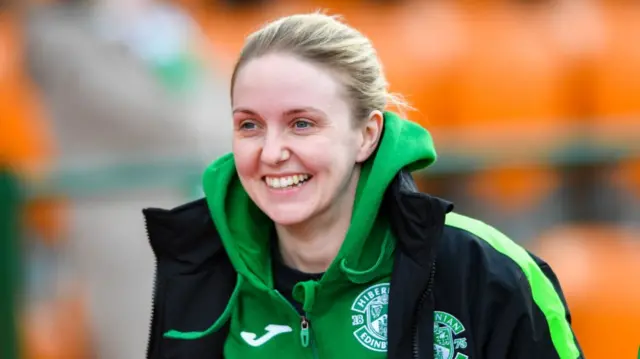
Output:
[260, 132, 288, 166]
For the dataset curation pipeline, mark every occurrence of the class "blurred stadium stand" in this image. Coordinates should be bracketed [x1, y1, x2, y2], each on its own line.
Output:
[533, 224, 640, 359]
[2, 0, 638, 358]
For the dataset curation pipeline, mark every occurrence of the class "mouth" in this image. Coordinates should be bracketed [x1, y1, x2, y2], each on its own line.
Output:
[263, 174, 313, 190]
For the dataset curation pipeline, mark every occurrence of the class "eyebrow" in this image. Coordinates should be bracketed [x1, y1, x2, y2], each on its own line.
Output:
[232, 107, 325, 117]
[283, 107, 323, 116]
[232, 108, 257, 115]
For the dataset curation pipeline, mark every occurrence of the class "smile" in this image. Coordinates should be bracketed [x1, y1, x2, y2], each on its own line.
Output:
[264, 174, 312, 189]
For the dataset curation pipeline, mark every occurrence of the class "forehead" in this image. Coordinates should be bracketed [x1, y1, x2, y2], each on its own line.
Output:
[232, 53, 348, 116]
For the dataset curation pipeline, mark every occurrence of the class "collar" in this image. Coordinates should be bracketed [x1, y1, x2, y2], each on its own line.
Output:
[385, 170, 453, 359]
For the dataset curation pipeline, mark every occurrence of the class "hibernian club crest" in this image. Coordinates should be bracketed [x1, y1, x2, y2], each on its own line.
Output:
[351, 283, 390, 352]
[433, 311, 469, 359]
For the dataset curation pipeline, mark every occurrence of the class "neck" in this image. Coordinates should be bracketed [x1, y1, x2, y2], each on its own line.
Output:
[276, 167, 361, 274]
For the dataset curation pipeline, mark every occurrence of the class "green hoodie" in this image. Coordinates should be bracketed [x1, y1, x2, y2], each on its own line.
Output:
[166, 112, 436, 358]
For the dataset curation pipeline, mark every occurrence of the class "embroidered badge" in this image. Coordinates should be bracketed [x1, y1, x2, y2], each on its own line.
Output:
[351, 283, 390, 352]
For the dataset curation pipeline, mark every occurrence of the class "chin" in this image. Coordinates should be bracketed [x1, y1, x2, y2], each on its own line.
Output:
[263, 205, 314, 226]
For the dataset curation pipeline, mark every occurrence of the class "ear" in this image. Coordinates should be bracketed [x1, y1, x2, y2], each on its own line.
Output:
[355, 110, 384, 163]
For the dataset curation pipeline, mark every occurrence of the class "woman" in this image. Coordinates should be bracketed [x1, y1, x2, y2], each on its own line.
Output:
[144, 13, 583, 359]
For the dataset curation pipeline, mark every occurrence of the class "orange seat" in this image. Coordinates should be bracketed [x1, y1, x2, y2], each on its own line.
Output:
[546, 0, 607, 120]
[588, 1, 640, 144]
[532, 225, 640, 359]
[444, 1, 572, 155]
[466, 165, 560, 214]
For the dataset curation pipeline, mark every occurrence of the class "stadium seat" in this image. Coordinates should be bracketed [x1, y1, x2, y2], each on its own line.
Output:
[588, 1, 640, 145]
[466, 165, 560, 214]
[532, 224, 640, 359]
[445, 1, 573, 153]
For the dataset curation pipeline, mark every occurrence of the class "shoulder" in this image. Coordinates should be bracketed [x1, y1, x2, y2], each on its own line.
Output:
[437, 212, 561, 304]
[144, 198, 229, 275]
[436, 214, 583, 358]
[436, 212, 574, 330]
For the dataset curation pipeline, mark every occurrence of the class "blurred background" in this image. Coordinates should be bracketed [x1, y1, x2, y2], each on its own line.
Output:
[1, 0, 639, 358]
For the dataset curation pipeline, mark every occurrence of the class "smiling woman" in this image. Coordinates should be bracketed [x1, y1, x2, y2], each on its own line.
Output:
[143, 12, 583, 359]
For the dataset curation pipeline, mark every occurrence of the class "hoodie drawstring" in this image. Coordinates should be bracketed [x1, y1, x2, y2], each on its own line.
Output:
[164, 274, 244, 340]
[293, 280, 319, 314]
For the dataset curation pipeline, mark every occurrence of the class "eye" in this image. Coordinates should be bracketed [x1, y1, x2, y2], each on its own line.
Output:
[292, 118, 313, 130]
[239, 120, 258, 131]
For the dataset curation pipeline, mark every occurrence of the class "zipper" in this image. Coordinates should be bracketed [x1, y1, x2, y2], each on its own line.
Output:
[145, 216, 159, 359]
[275, 290, 315, 351]
[412, 261, 437, 359]
[300, 315, 310, 347]
[310, 327, 320, 359]
[302, 315, 320, 359]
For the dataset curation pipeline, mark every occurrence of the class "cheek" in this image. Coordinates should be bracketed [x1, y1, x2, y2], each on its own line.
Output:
[299, 146, 334, 170]
[295, 137, 357, 175]
[232, 139, 260, 178]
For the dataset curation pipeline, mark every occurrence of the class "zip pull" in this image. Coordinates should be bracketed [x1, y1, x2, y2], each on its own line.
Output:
[300, 316, 310, 348]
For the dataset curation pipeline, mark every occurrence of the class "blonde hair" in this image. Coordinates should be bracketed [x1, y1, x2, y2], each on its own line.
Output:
[230, 12, 409, 123]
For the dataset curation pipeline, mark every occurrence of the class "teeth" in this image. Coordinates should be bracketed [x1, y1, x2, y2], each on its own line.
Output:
[265, 174, 310, 189]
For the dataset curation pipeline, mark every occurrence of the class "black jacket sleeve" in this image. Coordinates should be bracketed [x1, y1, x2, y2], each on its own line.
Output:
[485, 255, 584, 359]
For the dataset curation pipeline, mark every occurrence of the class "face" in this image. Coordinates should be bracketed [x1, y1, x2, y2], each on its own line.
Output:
[231, 53, 382, 226]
